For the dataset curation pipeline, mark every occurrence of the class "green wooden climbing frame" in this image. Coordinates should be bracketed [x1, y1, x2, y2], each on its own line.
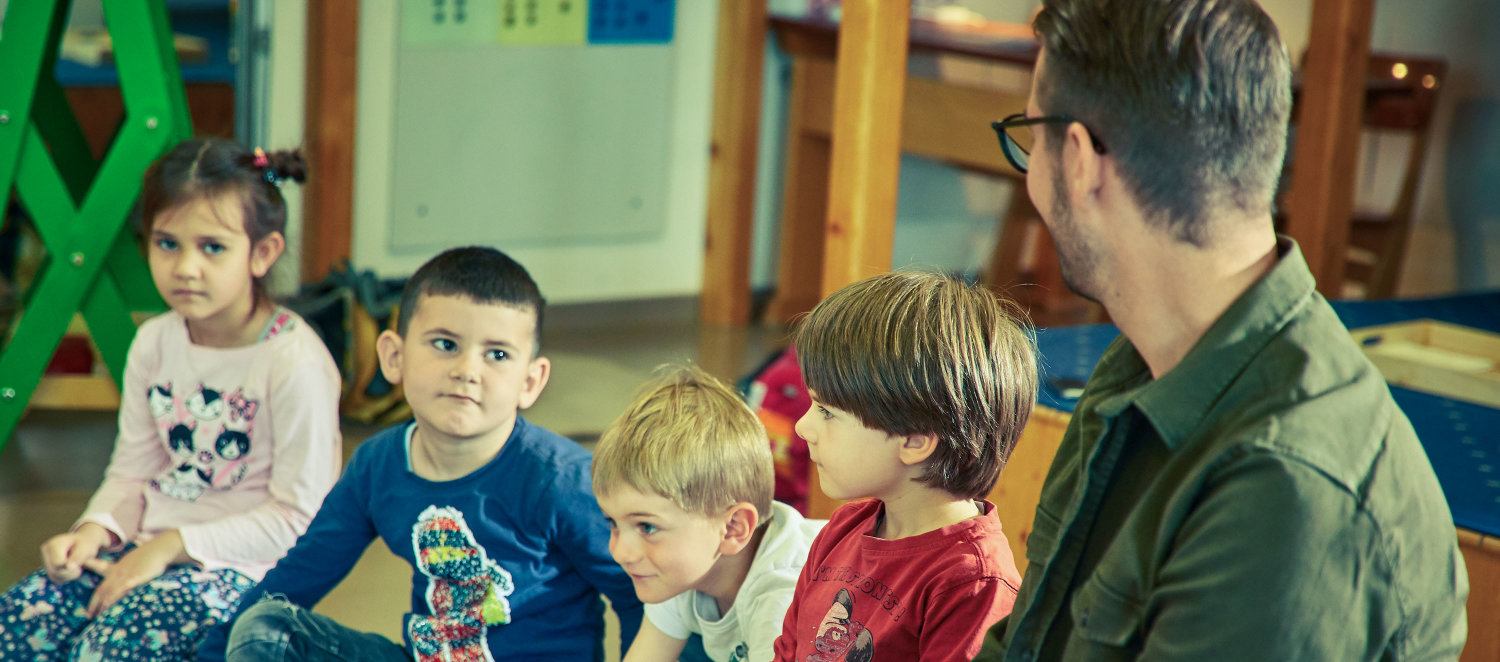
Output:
[0, 0, 192, 447]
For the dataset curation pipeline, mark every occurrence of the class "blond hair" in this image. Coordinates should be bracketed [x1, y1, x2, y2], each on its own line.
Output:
[592, 365, 774, 523]
[793, 271, 1038, 499]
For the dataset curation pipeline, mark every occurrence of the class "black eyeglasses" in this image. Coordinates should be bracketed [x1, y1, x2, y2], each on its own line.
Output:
[990, 112, 1107, 174]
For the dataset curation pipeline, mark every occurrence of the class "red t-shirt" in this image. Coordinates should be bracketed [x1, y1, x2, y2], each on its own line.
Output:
[772, 499, 1021, 662]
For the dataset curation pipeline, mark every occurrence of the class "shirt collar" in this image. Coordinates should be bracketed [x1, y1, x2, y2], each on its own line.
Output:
[1099, 236, 1318, 450]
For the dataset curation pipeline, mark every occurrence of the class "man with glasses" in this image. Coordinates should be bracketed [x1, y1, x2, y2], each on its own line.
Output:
[975, 1, 1467, 660]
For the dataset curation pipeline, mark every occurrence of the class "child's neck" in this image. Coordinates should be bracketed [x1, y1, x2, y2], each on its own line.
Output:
[410, 418, 515, 481]
[874, 486, 984, 540]
[186, 300, 273, 348]
[700, 524, 768, 616]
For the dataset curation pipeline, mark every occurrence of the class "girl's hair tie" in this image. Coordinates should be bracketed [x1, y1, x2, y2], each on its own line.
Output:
[253, 147, 281, 186]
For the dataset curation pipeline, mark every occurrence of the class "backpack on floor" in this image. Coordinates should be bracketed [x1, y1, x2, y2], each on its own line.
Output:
[743, 346, 812, 514]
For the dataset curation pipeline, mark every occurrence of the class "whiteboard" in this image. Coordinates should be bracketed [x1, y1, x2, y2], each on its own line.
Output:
[387, 41, 676, 250]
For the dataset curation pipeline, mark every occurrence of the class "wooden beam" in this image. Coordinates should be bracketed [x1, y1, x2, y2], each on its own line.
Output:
[700, 0, 768, 326]
[303, 0, 359, 283]
[798, 59, 1026, 177]
[1285, 0, 1374, 295]
[767, 58, 1027, 323]
[820, 0, 912, 295]
[766, 59, 832, 322]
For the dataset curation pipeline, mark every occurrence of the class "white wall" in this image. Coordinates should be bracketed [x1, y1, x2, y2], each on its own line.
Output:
[351, 1, 717, 304]
[265, 0, 307, 295]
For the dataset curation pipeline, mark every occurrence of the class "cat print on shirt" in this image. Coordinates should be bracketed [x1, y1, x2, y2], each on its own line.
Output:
[408, 505, 516, 662]
[186, 385, 225, 421]
[148, 383, 174, 418]
[148, 382, 260, 502]
[155, 419, 211, 501]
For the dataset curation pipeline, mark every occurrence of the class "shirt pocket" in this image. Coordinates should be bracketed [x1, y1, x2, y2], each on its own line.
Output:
[1067, 573, 1144, 656]
[1023, 504, 1062, 569]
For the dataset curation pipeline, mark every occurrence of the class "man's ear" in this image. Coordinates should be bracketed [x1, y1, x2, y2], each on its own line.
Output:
[376, 330, 405, 385]
[1063, 121, 1106, 203]
[719, 503, 760, 556]
[249, 231, 286, 278]
[897, 433, 939, 467]
[516, 356, 551, 410]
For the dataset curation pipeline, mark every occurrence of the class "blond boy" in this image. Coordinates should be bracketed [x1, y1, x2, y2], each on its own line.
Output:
[594, 366, 825, 662]
[771, 271, 1037, 662]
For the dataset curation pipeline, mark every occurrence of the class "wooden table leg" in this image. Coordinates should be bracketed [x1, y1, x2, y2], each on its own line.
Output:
[1284, 0, 1374, 296]
[701, 0, 768, 326]
[984, 184, 1036, 292]
[766, 59, 831, 324]
[819, 0, 911, 296]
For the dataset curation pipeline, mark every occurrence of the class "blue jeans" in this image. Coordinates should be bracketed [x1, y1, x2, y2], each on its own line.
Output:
[226, 598, 411, 662]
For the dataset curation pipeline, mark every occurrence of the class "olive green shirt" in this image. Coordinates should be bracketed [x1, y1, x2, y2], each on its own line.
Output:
[978, 239, 1468, 661]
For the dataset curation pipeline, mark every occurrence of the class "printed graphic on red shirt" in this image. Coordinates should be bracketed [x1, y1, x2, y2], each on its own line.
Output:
[408, 505, 516, 662]
[148, 382, 258, 501]
[806, 588, 874, 662]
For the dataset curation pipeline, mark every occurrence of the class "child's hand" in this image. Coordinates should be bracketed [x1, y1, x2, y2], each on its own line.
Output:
[40, 523, 116, 584]
[82, 529, 189, 618]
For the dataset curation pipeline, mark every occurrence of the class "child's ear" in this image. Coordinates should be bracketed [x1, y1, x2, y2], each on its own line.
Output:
[249, 231, 286, 278]
[516, 356, 551, 410]
[897, 433, 939, 467]
[375, 330, 405, 385]
[719, 503, 760, 555]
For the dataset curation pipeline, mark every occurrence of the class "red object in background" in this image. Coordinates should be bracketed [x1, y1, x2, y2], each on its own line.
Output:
[45, 336, 95, 375]
[746, 347, 813, 514]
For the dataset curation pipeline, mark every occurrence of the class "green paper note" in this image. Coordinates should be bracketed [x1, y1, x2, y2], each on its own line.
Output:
[403, 0, 500, 46]
[498, 0, 587, 46]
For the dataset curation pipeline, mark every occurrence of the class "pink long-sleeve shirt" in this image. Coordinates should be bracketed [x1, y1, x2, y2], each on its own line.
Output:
[76, 309, 342, 581]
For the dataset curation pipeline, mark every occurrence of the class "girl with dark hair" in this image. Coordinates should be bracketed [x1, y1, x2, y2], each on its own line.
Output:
[0, 139, 343, 661]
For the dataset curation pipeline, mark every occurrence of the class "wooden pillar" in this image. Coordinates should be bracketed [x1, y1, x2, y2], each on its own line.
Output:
[303, 0, 359, 282]
[766, 58, 832, 323]
[1284, 0, 1374, 296]
[701, 0, 768, 326]
[820, 0, 910, 295]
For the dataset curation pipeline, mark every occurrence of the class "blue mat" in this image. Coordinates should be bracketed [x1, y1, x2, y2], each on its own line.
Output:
[1032, 291, 1500, 538]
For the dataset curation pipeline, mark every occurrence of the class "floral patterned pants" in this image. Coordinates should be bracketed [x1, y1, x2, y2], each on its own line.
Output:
[0, 547, 253, 661]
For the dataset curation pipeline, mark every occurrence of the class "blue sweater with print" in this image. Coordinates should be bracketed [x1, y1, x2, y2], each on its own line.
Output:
[198, 418, 641, 661]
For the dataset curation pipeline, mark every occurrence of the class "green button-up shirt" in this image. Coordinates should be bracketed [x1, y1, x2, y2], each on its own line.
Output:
[978, 239, 1468, 661]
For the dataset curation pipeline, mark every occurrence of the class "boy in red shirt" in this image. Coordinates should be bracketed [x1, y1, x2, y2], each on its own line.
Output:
[771, 271, 1037, 661]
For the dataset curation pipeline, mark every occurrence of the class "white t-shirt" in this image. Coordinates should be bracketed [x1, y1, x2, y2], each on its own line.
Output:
[645, 501, 825, 662]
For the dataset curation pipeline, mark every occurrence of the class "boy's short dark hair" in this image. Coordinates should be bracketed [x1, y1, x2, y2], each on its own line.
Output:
[396, 246, 546, 351]
[793, 271, 1038, 500]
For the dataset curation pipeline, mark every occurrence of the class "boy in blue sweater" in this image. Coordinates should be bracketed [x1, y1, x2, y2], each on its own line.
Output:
[198, 246, 642, 661]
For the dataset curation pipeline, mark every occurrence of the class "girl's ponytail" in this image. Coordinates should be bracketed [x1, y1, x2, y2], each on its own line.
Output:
[237, 148, 308, 187]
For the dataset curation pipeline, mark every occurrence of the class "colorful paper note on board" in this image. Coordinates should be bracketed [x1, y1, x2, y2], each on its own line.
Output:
[498, 0, 588, 45]
[403, 0, 500, 46]
[588, 0, 674, 44]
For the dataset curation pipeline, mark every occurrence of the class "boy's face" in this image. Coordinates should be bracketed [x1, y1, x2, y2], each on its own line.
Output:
[377, 294, 549, 445]
[597, 485, 728, 604]
[794, 391, 909, 502]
